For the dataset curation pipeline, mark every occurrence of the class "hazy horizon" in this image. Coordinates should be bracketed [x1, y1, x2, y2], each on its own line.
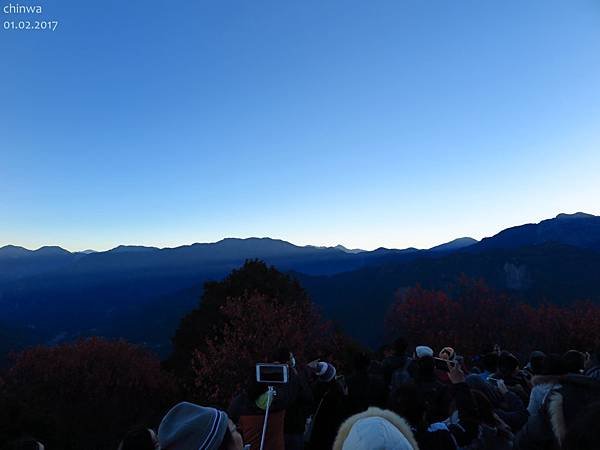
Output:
[1, 210, 598, 253]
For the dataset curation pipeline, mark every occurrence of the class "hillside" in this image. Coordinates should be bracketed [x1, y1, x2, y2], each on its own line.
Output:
[0, 212, 599, 356]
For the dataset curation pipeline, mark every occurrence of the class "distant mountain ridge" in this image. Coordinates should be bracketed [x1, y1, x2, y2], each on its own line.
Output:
[0, 212, 599, 356]
[429, 237, 478, 252]
[471, 212, 600, 252]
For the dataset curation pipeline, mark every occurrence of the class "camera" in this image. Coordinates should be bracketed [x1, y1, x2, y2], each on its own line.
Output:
[434, 357, 456, 372]
[256, 363, 289, 384]
[254, 364, 289, 450]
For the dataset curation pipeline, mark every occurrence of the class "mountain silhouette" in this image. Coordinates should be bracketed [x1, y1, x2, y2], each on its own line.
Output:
[428, 237, 478, 252]
[0, 212, 598, 356]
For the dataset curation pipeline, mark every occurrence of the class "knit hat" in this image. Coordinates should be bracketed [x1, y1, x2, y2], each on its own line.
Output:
[158, 402, 229, 450]
[415, 346, 433, 359]
[316, 362, 337, 382]
[541, 354, 569, 376]
[530, 350, 546, 360]
[341, 416, 415, 450]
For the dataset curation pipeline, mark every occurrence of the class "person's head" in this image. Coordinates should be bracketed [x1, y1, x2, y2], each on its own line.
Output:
[388, 381, 451, 428]
[591, 348, 600, 366]
[541, 354, 568, 376]
[415, 355, 435, 381]
[563, 350, 585, 374]
[158, 402, 243, 450]
[380, 344, 393, 359]
[117, 427, 159, 450]
[528, 351, 546, 374]
[482, 352, 499, 373]
[464, 374, 503, 406]
[387, 384, 426, 429]
[352, 352, 371, 373]
[414, 345, 433, 359]
[498, 351, 519, 377]
[392, 337, 408, 356]
[439, 347, 455, 361]
[271, 347, 292, 365]
[0, 438, 44, 450]
[316, 362, 337, 383]
[333, 409, 418, 450]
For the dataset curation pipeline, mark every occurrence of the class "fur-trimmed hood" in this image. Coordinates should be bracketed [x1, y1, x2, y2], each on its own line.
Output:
[545, 375, 600, 447]
[546, 389, 566, 447]
[332, 407, 420, 450]
[531, 374, 563, 387]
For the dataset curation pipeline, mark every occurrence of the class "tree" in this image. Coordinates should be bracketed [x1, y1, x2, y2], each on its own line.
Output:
[385, 285, 461, 352]
[385, 278, 600, 356]
[0, 338, 177, 450]
[168, 261, 321, 378]
[169, 260, 337, 406]
[192, 293, 333, 405]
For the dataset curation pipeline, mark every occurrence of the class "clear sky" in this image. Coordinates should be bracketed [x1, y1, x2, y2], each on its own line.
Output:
[2, 0, 599, 252]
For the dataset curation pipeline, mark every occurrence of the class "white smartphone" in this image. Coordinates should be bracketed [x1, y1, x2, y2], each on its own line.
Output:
[255, 363, 289, 384]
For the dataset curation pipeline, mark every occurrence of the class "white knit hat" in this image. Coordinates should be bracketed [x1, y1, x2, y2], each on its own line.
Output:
[341, 417, 415, 450]
[415, 345, 434, 359]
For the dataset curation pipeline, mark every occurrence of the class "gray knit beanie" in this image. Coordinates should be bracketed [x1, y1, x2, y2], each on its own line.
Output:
[316, 362, 337, 382]
[158, 402, 229, 450]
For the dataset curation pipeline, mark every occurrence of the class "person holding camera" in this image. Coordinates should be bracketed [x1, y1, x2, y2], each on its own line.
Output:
[270, 349, 315, 450]
[305, 361, 349, 450]
[228, 365, 290, 450]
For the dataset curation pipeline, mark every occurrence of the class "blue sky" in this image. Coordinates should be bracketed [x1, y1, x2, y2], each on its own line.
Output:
[2, 0, 599, 251]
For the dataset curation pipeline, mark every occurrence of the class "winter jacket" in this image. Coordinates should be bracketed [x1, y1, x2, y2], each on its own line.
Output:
[584, 364, 600, 380]
[346, 369, 388, 414]
[492, 371, 531, 405]
[464, 422, 514, 450]
[465, 374, 528, 432]
[229, 390, 287, 450]
[527, 375, 562, 417]
[413, 382, 479, 450]
[283, 368, 314, 435]
[515, 374, 600, 450]
[383, 355, 413, 390]
[307, 378, 349, 450]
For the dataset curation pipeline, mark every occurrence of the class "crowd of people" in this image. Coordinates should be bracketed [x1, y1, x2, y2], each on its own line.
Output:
[5, 340, 600, 450]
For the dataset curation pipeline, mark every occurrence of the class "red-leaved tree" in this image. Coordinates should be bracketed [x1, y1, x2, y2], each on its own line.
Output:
[0, 338, 177, 450]
[386, 280, 600, 356]
[191, 292, 336, 406]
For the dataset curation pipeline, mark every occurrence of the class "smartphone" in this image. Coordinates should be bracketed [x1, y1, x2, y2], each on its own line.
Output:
[256, 363, 289, 384]
[434, 357, 455, 372]
[487, 377, 500, 387]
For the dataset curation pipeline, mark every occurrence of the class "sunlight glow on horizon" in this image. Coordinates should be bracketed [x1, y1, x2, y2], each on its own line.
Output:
[2, 0, 599, 252]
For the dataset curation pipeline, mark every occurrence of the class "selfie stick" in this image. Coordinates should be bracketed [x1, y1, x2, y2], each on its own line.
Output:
[259, 386, 275, 450]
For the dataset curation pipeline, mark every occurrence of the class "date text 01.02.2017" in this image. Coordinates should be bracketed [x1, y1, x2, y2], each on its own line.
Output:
[3, 20, 59, 31]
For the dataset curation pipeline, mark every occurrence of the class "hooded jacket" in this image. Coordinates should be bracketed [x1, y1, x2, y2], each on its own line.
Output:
[515, 374, 600, 450]
[527, 375, 562, 417]
[333, 407, 420, 450]
[229, 389, 287, 450]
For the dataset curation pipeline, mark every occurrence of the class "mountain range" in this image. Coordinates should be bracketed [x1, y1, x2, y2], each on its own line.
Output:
[1, 212, 599, 357]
